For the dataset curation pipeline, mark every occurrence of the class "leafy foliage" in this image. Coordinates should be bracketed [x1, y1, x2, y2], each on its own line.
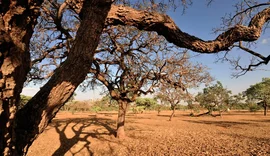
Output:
[19, 95, 32, 110]
[195, 81, 231, 114]
[135, 97, 158, 110]
[228, 93, 247, 110]
[248, 103, 261, 112]
[245, 78, 270, 115]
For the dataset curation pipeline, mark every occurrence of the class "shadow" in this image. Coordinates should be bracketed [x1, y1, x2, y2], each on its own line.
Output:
[219, 110, 270, 116]
[157, 115, 171, 117]
[241, 119, 270, 123]
[221, 132, 270, 146]
[51, 117, 115, 156]
[183, 120, 253, 128]
[157, 114, 185, 118]
[97, 112, 118, 116]
[88, 115, 97, 117]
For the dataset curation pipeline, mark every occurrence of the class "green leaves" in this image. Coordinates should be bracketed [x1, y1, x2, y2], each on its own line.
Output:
[135, 97, 157, 110]
[195, 81, 231, 112]
[246, 78, 270, 102]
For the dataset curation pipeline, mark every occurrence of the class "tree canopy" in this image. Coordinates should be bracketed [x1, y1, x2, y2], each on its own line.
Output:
[245, 78, 270, 116]
[195, 81, 232, 116]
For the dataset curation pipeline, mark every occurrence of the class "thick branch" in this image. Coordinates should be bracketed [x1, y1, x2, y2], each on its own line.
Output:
[106, 5, 270, 53]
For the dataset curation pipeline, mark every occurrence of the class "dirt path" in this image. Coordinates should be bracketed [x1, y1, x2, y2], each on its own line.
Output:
[27, 111, 270, 156]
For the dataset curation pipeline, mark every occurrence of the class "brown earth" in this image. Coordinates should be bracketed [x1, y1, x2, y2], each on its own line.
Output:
[27, 110, 270, 156]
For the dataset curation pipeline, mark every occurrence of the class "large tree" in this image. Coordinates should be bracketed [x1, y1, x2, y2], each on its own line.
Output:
[245, 77, 270, 116]
[0, 0, 112, 155]
[1, 0, 270, 155]
[86, 25, 189, 138]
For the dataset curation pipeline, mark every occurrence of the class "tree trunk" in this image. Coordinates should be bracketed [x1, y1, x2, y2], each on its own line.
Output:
[169, 105, 176, 121]
[0, 1, 43, 155]
[208, 108, 213, 116]
[10, 1, 111, 155]
[158, 108, 161, 115]
[116, 100, 128, 138]
[263, 105, 267, 116]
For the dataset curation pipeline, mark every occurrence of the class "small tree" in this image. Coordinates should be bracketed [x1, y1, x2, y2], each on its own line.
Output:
[156, 53, 212, 121]
[156, 85, 188, 121]
[245, 78, 270, 116]
[195, 81, 231, 116]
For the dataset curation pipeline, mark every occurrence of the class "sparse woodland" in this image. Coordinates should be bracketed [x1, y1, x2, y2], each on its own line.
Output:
[1, 0, 270, 155]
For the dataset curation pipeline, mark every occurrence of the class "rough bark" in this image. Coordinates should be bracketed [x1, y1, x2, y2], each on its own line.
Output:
[106, 5, 270, 54]
[169, 106, 176, 121]
[0, 1, 43, 155]
[12, 1, 112, 155]
[116, 99, 128, 139]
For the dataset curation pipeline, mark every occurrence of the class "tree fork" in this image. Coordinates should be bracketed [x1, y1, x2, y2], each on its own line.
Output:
[12, 0, 112, 155]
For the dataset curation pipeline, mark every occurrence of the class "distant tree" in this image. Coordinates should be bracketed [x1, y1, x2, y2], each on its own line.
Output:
[187, 100, 202, 116]
[195, 81, 231, 116]
[245, 78, 270, 116]
[61, 101, 91, 113]
[99, 94, 118, 107]
[19, 95, 32, 110]
[91, 95, 118, 111]
[228, 93, 246, 110]
[156, 85, 188, 121]
[135, 97, 157, 110]
[156, 53, 212, 121]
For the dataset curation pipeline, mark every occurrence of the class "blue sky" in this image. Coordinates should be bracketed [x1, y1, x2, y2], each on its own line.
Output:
[22, 0, 270, 100]
[168, 0, 270, 94]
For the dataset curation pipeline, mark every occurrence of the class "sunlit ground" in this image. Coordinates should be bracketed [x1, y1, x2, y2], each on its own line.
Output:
[27, 110, 270, 156]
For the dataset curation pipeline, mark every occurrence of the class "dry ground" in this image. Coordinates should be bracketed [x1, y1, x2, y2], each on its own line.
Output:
[27, 110, 270, 156]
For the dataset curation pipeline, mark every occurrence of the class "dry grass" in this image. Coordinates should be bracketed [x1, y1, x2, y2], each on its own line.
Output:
[27, 110, 270, 156]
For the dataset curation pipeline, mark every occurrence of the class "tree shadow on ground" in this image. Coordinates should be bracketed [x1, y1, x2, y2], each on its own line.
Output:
[183, 120, 253, 128]
[222, 110, 269, 116]
[156, 114, 186, 119]
[241, 119, 270, 123]
[125, 116, 152, 120]
[50, 117, 115, 156]
[95, 112, 118, 116]
[157, 114, 171, 117]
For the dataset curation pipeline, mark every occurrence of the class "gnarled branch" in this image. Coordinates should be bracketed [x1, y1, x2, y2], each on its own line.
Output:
[106, 5, 270, 53]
